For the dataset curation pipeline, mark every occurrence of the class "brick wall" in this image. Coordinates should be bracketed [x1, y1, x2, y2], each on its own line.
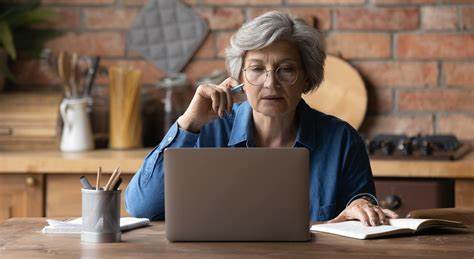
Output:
[10, 0, 474, 146]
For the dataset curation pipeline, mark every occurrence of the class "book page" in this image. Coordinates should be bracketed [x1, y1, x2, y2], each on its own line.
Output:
[311, 221, 406, 239]
[388, 218, 430, 231]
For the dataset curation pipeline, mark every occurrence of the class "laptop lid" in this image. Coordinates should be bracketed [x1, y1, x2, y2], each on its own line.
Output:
[164, 148, 310, 241]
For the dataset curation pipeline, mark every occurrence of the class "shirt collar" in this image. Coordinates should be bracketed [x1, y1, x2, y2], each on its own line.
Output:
[227, 99, 318, 150]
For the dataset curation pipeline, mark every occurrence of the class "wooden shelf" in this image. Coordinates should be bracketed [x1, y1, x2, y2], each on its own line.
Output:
[0, 149, 473, 178]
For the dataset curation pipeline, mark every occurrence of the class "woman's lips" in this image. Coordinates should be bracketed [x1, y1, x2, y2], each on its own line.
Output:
[261, 96, 283, 100]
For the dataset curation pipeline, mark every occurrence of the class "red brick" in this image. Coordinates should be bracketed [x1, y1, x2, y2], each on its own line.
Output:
[123, 0, 198, 7]
[184, 59, 227, 85]
[216, 31, 234, 58]
[203, 0, 282, 4]
[462, 8, 474, 30]
[375, 0, 436, 4]
[326, 33, 391, 59]
[438, 114, 474, 140]
[197, 7, 244, 30]
[398, 90, 474, 112]
[360, 115, 433, 138]
[367, 88, 393, 114]
[248, 7, 331, 31]
[396, 34, 474, 59]
[287, 0, 365, 4]
[353, 61, 438, 87]
[443, 62, 474, 88]
[46, 32, 125, 57]
[441, 0, 474, 3]
[335, 8, 419, 30]
[96, 59, 166, 85]
[421, 7, 458, 30]
[194, 33, 216, 59]
[39, 7, 80, 29]
[84, 8, 138, 29]
[123, 0, 148, 5]
[11, 59, 61, 86]
[183, 0, 199, 5]
[42, 0, 113, 4]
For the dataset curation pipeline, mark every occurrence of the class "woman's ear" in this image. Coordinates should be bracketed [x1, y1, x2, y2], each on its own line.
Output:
[301, 74, 311, 93]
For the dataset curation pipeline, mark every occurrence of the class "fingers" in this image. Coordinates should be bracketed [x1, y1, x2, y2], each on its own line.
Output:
[364, 206, 381, 226]
[210, 89, 219, 114]
[218, 90, 226, 117]
[198, 84, 230, 118]
[356, 209, 371, 226]
[327, 211, 349, 224]
[374, 206, 387, 224]
[217, 85, 233, 114]
[219, 77, 240, 89]
[382, 209, 399, 219]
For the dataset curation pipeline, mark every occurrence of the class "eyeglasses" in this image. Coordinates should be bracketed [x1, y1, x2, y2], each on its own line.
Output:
[242, 64, 299, 87]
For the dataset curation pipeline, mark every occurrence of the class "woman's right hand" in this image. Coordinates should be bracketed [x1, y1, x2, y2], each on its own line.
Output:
[177, 77, 242, 133]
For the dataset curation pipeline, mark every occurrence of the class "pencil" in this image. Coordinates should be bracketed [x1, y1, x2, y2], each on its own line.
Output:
[108, 169, 122, 191]
[104, 167, 120, 191]
[96, 166, 101, 190]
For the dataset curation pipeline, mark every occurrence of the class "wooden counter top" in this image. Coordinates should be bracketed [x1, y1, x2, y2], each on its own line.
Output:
[0, 149, 473, 178]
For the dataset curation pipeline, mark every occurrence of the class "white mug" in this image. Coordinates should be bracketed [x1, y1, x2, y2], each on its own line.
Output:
[60, 98, 94, 152]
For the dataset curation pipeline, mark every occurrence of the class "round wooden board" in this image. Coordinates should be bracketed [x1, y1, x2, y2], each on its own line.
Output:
[302, 55, 367, 129]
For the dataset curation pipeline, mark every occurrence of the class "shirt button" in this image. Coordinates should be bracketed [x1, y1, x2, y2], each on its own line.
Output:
[167, 137, 173, 142]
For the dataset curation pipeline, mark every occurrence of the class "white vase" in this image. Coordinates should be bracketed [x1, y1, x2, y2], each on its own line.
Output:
[59, 97, 95, 152]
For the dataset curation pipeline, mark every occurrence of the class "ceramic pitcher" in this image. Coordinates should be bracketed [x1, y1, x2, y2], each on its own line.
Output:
[60, 98, 94, 152]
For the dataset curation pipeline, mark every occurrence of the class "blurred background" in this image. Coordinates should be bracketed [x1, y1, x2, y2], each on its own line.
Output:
[0, 0, 472, 222]
[2, 0, 473, 145]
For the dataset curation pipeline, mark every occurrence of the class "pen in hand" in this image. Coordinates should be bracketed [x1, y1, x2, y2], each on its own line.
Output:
[231, 83, 244, 93]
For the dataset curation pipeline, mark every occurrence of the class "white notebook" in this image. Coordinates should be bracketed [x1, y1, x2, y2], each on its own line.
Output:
[311, 218, 465, 240]
[42, 217, 150, 234]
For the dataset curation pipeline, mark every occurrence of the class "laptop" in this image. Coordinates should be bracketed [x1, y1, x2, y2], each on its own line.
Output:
[164, 148, 310, 242]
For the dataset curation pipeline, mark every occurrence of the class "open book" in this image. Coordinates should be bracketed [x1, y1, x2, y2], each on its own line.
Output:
[310, 218, 466, 240]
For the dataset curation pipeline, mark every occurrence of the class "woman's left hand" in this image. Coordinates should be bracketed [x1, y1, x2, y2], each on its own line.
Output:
[328, 198, 399, 226]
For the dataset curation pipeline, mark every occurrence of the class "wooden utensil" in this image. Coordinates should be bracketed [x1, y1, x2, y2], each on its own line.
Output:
[57, 51, 72, 98]
[70, 52, 79, 98]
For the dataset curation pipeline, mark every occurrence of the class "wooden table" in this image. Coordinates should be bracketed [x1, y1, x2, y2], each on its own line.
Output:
[1, 218, 473, 258]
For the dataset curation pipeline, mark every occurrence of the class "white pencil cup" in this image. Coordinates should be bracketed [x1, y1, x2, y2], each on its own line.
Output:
[81, 189, 121, 243]
[59, 97, 94, 152]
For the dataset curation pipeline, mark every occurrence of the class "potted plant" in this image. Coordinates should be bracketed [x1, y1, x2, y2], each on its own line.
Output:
[0, 0, 58, 91]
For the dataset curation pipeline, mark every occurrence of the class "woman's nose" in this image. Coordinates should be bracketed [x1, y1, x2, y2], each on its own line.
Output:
[263, 70, 279, 89]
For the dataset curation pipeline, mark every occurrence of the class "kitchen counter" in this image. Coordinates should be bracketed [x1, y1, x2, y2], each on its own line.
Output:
[0, 148, 472, 221]
[0, 149, 473, 178]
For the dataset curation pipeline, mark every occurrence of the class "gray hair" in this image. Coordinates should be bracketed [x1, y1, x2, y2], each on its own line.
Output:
[225, 11, 326, 93]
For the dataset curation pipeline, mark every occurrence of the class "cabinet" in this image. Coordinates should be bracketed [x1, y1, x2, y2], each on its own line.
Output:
[0, 149, 473, 222]
[375, 178, 454, 217]
[46, 174, 133, 217]
[0, 174, 44, 222]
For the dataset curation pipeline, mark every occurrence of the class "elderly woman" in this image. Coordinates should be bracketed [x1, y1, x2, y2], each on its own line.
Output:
[125, 11, 398, 225]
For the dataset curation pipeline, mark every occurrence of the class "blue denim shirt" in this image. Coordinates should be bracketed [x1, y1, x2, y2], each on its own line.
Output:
[125, 99, 376, 221]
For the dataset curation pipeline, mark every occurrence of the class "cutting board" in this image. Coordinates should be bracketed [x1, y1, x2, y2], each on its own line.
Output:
[302, 55, 367, 129]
